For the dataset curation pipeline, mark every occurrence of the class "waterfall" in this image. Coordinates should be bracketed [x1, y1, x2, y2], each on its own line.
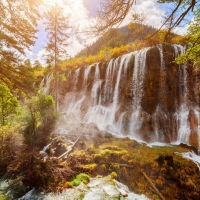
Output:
[110, 54, 131, 124]
[83, 64, 93, 87]
[83, 53, 134, 133]
[172, 45, 198, 146]
[91, 63, 102, 105]
[132, 48, 150, 109]
[73, 68, 80, 90]
[173, 44, 188, 103]
[128, 48, 150, 138]
[51, 44, 200, 149]
[40, 73, 53, 94]
[103, 58, 115, 103]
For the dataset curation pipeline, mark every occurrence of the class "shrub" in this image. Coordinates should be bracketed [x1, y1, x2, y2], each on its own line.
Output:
[71, 173, 90, 186]
[0, 125, 23, 175]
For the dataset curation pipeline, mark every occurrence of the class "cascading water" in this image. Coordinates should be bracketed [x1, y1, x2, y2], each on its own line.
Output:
[83, 54, 134, 133]
[41, 73, 53, 94]
[53, 44, 200, 149]
[73, 68, 80, 90]
[128, 48, 150, 139]
[172, 45, 200, 148]
[132, 47, 150, 109]
[91, 63, 102, 105]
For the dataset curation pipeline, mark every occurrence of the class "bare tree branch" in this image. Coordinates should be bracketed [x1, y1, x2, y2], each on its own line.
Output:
[91, 0, 197, 37]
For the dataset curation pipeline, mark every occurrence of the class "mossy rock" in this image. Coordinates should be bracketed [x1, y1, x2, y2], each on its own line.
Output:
[70, 173, 90, 187]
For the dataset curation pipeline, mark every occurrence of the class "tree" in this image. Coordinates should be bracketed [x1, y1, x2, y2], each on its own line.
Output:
[185, 9, 200, 67]
[0, 125, 23, 175]
[23, 59, 32, 67]
[92, 0, 199, 65]
[176, 9, 200, 66]
[91, 0, 135, 35]
[0, 0, 42, 91]
[33, 60, 42, 69]
[44, 1, 71, 109]
[22, 91, 56, 146]
[0, 83, 19, 126]
[128, 12, 147, 37]
[92, 0, 199, 35]
[0, 0, 41, 60]
[0, 58, 38, 95]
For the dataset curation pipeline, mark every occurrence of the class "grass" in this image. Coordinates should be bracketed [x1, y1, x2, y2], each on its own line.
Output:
[51, 134, 200, 199]
[0, 191, 7, 200]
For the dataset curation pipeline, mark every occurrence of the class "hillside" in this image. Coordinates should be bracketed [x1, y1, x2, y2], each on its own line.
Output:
[77, 24, 157, 57]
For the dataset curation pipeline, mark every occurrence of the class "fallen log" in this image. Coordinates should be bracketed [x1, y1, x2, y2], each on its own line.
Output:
[142, 172, 165, 200]
[98, 162, 134, 168]
[58, 137, 80, 159]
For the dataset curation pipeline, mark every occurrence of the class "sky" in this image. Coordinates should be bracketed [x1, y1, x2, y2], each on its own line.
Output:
[28, 0, 190, 65]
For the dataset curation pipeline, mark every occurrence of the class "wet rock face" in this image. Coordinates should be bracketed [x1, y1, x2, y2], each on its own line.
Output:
[141, 46, 160, 115]
[53, 44, 199, 148]
[188, 110, 199, 149]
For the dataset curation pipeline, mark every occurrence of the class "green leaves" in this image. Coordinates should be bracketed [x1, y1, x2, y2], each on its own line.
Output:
[175, 8, 200, 67]
[0, 83, 19, 126]
[0, 0, 43, 93]
[22, 91, 57, 145]
[0, 0, 42, 60]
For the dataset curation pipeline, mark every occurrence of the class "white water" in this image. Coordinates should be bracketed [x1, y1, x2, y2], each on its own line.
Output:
[91, 63, 102, 105]
[177, 106, 190, 144]
[172, 45, 200, 147]
[181, 151, 200, 170]
[111, 54, 132, 124]
[103, 58, 114, 103]
[18, 189, 36, 200]
[82, 53, 135, 134]
[40, 73, 53, 94]
[132, 48, 149, 109]
[73, 68, 80, 90]
[83, 65, 92, 84]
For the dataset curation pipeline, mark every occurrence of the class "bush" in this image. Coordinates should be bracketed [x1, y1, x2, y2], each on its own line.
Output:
[71, 173, 90, 186]
[0, 83, 19, 126]
[22, 91, 57, 147]
[0, 125, 23, 175]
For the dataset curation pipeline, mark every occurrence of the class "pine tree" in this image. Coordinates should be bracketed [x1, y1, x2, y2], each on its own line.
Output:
[44, 1, 71, 109]
[33, 60, 42, 68]
[0, 0, 41, 61]
[0, 0, 42, 92]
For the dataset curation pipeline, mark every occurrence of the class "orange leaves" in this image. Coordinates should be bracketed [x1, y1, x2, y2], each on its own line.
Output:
[171, 35, 189, 45]
[60, 42, 148, 70]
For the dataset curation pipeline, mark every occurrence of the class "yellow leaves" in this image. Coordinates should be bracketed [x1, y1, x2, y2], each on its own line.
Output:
[171, 35, 189, 45]
[13, 162, 22, 172]
[60, 29, 178, 70]
[34, 67, 46, 78]
[128, 22, 136, 30]
[60, 42, 146, 69]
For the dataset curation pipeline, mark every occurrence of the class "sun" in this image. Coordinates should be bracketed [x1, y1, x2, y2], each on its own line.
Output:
[44, 0, 63, 7]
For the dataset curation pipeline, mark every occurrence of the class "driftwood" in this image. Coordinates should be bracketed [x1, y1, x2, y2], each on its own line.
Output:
[142, 172, 165, 200]
[96, 161, 164, 199]
[148, 185, 157, 194]
[98, 162, 134, 168]
[58, 137, 80, 159]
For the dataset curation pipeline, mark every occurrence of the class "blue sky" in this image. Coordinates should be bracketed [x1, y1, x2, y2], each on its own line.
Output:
[29, 0, 190, 65]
